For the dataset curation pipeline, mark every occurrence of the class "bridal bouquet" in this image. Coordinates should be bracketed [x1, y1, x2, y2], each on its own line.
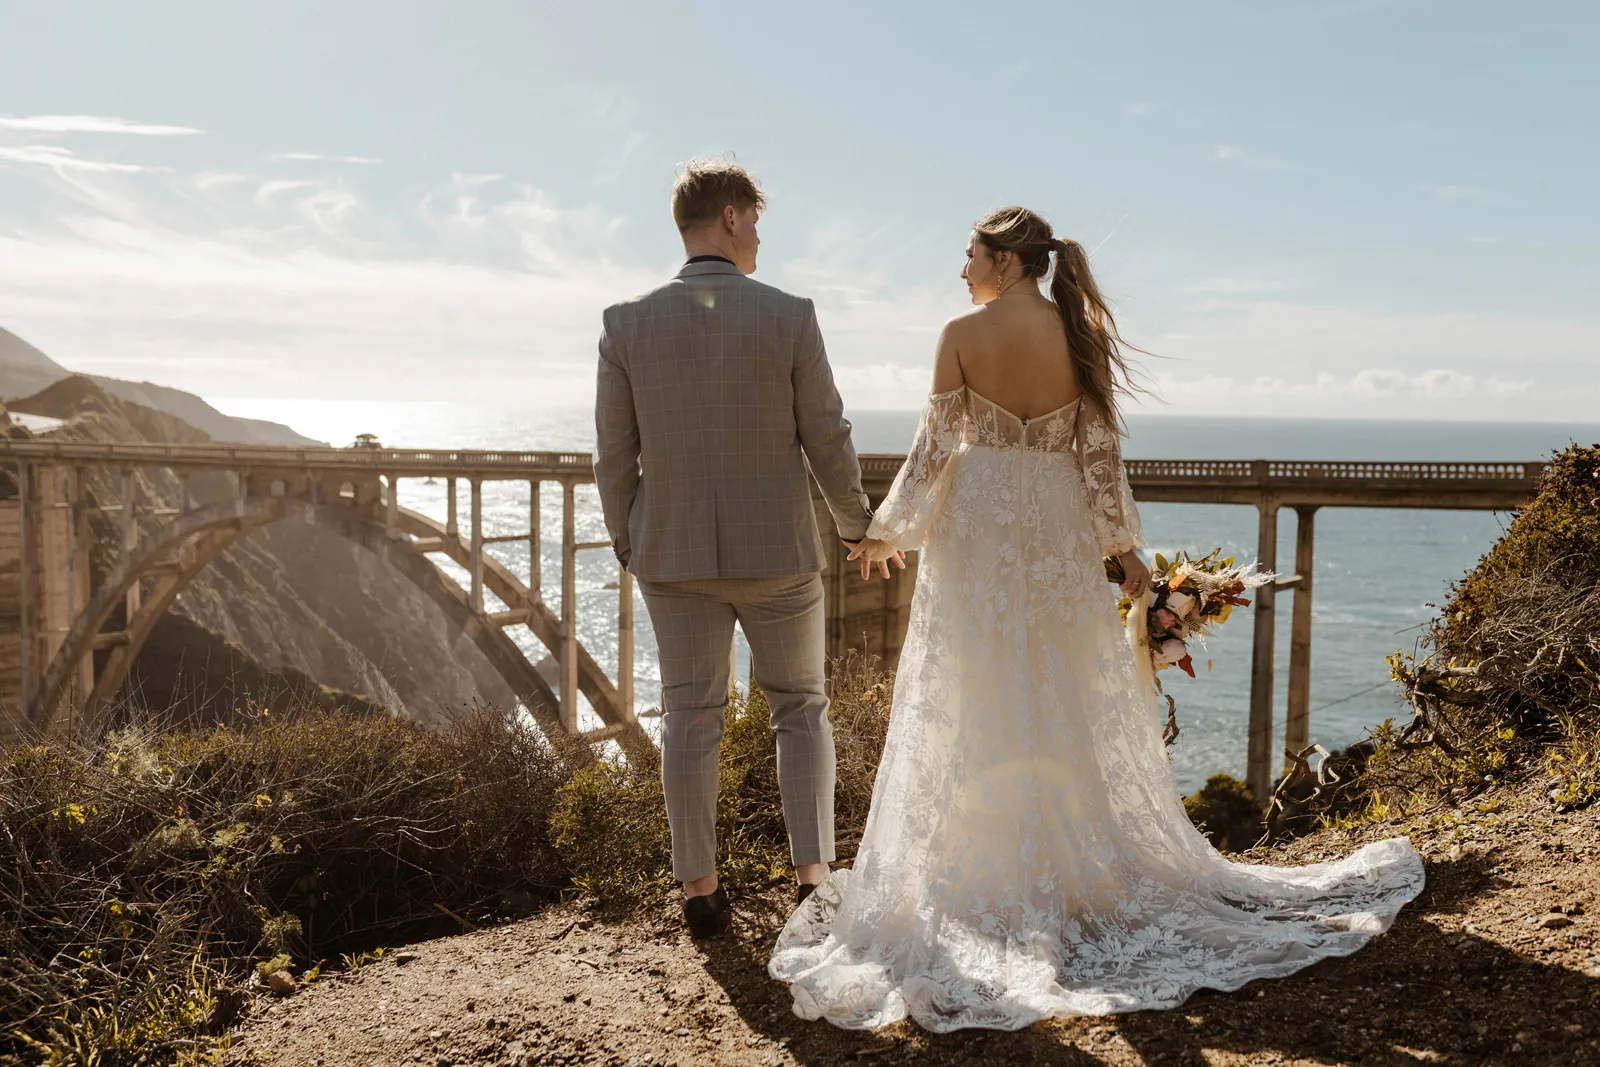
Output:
[1105, 548, 1272, 741]
[1106, 548, 1268, 677]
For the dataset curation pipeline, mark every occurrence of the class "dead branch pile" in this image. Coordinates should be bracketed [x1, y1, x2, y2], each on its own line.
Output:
[1372, 443, 1600, 811]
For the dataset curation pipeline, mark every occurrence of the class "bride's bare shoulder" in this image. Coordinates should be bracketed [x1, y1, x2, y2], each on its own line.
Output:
[940, 307, 990, 345]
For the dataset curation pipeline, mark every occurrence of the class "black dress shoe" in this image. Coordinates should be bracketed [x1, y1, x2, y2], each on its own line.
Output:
[683, 885, 729, 939]
[797, 882, 818, 906]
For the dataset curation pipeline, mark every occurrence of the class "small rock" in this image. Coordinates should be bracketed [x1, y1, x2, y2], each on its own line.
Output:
[393, 950, 421, 965]
[1448, 844, 1462, 861]
[562, 992, 577, 1003]
[676, 1028, 691, 1037]
[266, 970, 297, 996]
[1568, 1024, 1585, 1035]
[428, 1030, 444, 1040]
[465, 1000, 475, 1013]
[1537, 914, 1573, 930]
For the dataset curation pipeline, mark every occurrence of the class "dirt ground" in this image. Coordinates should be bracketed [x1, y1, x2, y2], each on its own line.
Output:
[229, 781, 1600, 1067]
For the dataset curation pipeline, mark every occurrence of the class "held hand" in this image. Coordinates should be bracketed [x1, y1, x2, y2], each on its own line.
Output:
[845, 538, 906, 580]
[1116, 550, 1151, 598]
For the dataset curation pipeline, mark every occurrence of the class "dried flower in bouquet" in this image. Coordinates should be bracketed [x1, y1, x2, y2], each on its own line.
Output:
[1105, 548, 1272, 743]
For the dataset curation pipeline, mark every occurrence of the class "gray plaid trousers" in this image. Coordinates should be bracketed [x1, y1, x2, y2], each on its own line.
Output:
[639, 574, 835, 882]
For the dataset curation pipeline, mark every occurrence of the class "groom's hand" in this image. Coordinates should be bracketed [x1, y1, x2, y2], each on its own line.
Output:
[845, 538, 905, 580]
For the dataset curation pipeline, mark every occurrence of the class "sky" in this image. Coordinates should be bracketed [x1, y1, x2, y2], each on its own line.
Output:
[0, 1, 1594, 418]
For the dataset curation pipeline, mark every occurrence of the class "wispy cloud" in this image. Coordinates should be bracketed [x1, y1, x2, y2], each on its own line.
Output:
[1214, 144, 1308, 173]
[1129, 295, 1600, 420]
[0, 145, 163, 173]
[1121, 102, 1157, 119]
[994, 58, 1032, 87]
[1180, 272, 1302, 296]
[0, 132, 1593, 421]
[191, 171, 249, 191]
[1419, 183, 1521, 208]
[0, 153, 664, 403]
[273, 152, 384, 165]
[254, 179, 317, 201]
[0, 114, 202, 136]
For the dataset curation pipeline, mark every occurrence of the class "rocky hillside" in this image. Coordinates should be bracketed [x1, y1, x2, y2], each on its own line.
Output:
[0, 324, 317, 446]
[8, 375, 518, 722]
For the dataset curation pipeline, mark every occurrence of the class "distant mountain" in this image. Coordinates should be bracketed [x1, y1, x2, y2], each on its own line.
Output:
[81, 377, 324, 447]
[0, 325, 322, 447]
[0, 325, 65, 371]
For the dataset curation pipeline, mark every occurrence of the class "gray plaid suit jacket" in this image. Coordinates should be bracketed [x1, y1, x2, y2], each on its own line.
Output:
[594, 260, 873, 583]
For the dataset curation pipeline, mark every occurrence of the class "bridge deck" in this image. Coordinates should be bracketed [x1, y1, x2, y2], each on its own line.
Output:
[0, 442, 1548, 508]
[862, 455, 1545, 510]
[2, 441, 1546, 797]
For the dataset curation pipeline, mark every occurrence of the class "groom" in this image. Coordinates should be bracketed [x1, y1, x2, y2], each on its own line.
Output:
[594, 159, 893, 939]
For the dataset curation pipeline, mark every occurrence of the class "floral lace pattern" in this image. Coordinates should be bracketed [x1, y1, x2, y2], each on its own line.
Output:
[770, 388, 1425, 1032]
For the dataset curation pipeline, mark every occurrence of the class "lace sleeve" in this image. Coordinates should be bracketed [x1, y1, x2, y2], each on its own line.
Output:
[1075, 398, 1143, 557]
[865, 389, 965, 550]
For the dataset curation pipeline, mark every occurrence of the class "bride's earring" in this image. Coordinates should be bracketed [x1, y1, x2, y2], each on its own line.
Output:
[993, 258, 1014, 297]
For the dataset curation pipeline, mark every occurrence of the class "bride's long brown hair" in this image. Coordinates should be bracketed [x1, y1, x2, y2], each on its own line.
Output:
[972, 206, 1141, 426]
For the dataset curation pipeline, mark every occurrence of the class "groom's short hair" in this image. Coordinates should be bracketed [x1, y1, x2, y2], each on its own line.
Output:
[672, 158, 766, 233]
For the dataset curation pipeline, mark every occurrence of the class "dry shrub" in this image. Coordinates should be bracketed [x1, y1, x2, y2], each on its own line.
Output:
[5, 655, 897, 1061]
[0, 705, 566, 1064]
[552, 651, 894, 902]
[1343, 444, 1600, 819]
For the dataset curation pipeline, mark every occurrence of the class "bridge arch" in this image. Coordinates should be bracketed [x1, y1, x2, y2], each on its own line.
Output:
[28, 497, 650, 765]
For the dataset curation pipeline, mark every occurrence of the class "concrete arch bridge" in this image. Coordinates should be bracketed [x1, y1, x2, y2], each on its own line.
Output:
[0, 440, 651, 764]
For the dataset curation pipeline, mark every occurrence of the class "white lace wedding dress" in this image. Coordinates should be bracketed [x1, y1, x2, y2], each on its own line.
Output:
[768, 387, 1425, 1032]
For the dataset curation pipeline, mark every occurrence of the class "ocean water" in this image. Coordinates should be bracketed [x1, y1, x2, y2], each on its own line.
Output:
[211, 396, 1600, 793]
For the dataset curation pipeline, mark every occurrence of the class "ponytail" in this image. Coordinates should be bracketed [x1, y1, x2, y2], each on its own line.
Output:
[1049, 237, 1136, 429]
[971, 206, 1144, 430]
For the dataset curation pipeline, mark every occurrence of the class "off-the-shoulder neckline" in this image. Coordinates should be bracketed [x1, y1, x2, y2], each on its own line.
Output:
[928, 385, 1082, 425]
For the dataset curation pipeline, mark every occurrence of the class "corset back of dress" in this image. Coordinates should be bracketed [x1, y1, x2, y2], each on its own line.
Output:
[962, 388, 1080, 453]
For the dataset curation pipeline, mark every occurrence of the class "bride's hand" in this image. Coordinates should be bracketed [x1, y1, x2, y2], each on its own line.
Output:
[1117, 550, 1150, 598]
[846, 538, 906, 580]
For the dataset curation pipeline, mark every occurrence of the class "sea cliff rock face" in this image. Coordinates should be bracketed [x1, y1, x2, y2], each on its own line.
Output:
[8, 376, 518, 722]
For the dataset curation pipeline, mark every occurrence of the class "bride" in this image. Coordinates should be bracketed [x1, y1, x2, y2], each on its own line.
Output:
[767, 206, 1425, 1032]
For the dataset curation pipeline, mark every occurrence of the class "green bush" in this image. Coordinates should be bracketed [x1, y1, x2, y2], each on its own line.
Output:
[1182, 774, 1259, 852]
[0, 706, 567, 1065]
[1445, 443, 1600, 635]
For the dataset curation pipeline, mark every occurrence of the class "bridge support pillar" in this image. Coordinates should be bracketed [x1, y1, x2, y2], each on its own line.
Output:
[121, 469, 141, 619]
[69, 467, 92, 714]
[528, 480, 541, 603]
[1246, 498, 1279, 806]
[559, 479, 578, 733]
[18, 462, 34, 719]
[469, 479, 484, 612]
[1283, 506, 1319, 771]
